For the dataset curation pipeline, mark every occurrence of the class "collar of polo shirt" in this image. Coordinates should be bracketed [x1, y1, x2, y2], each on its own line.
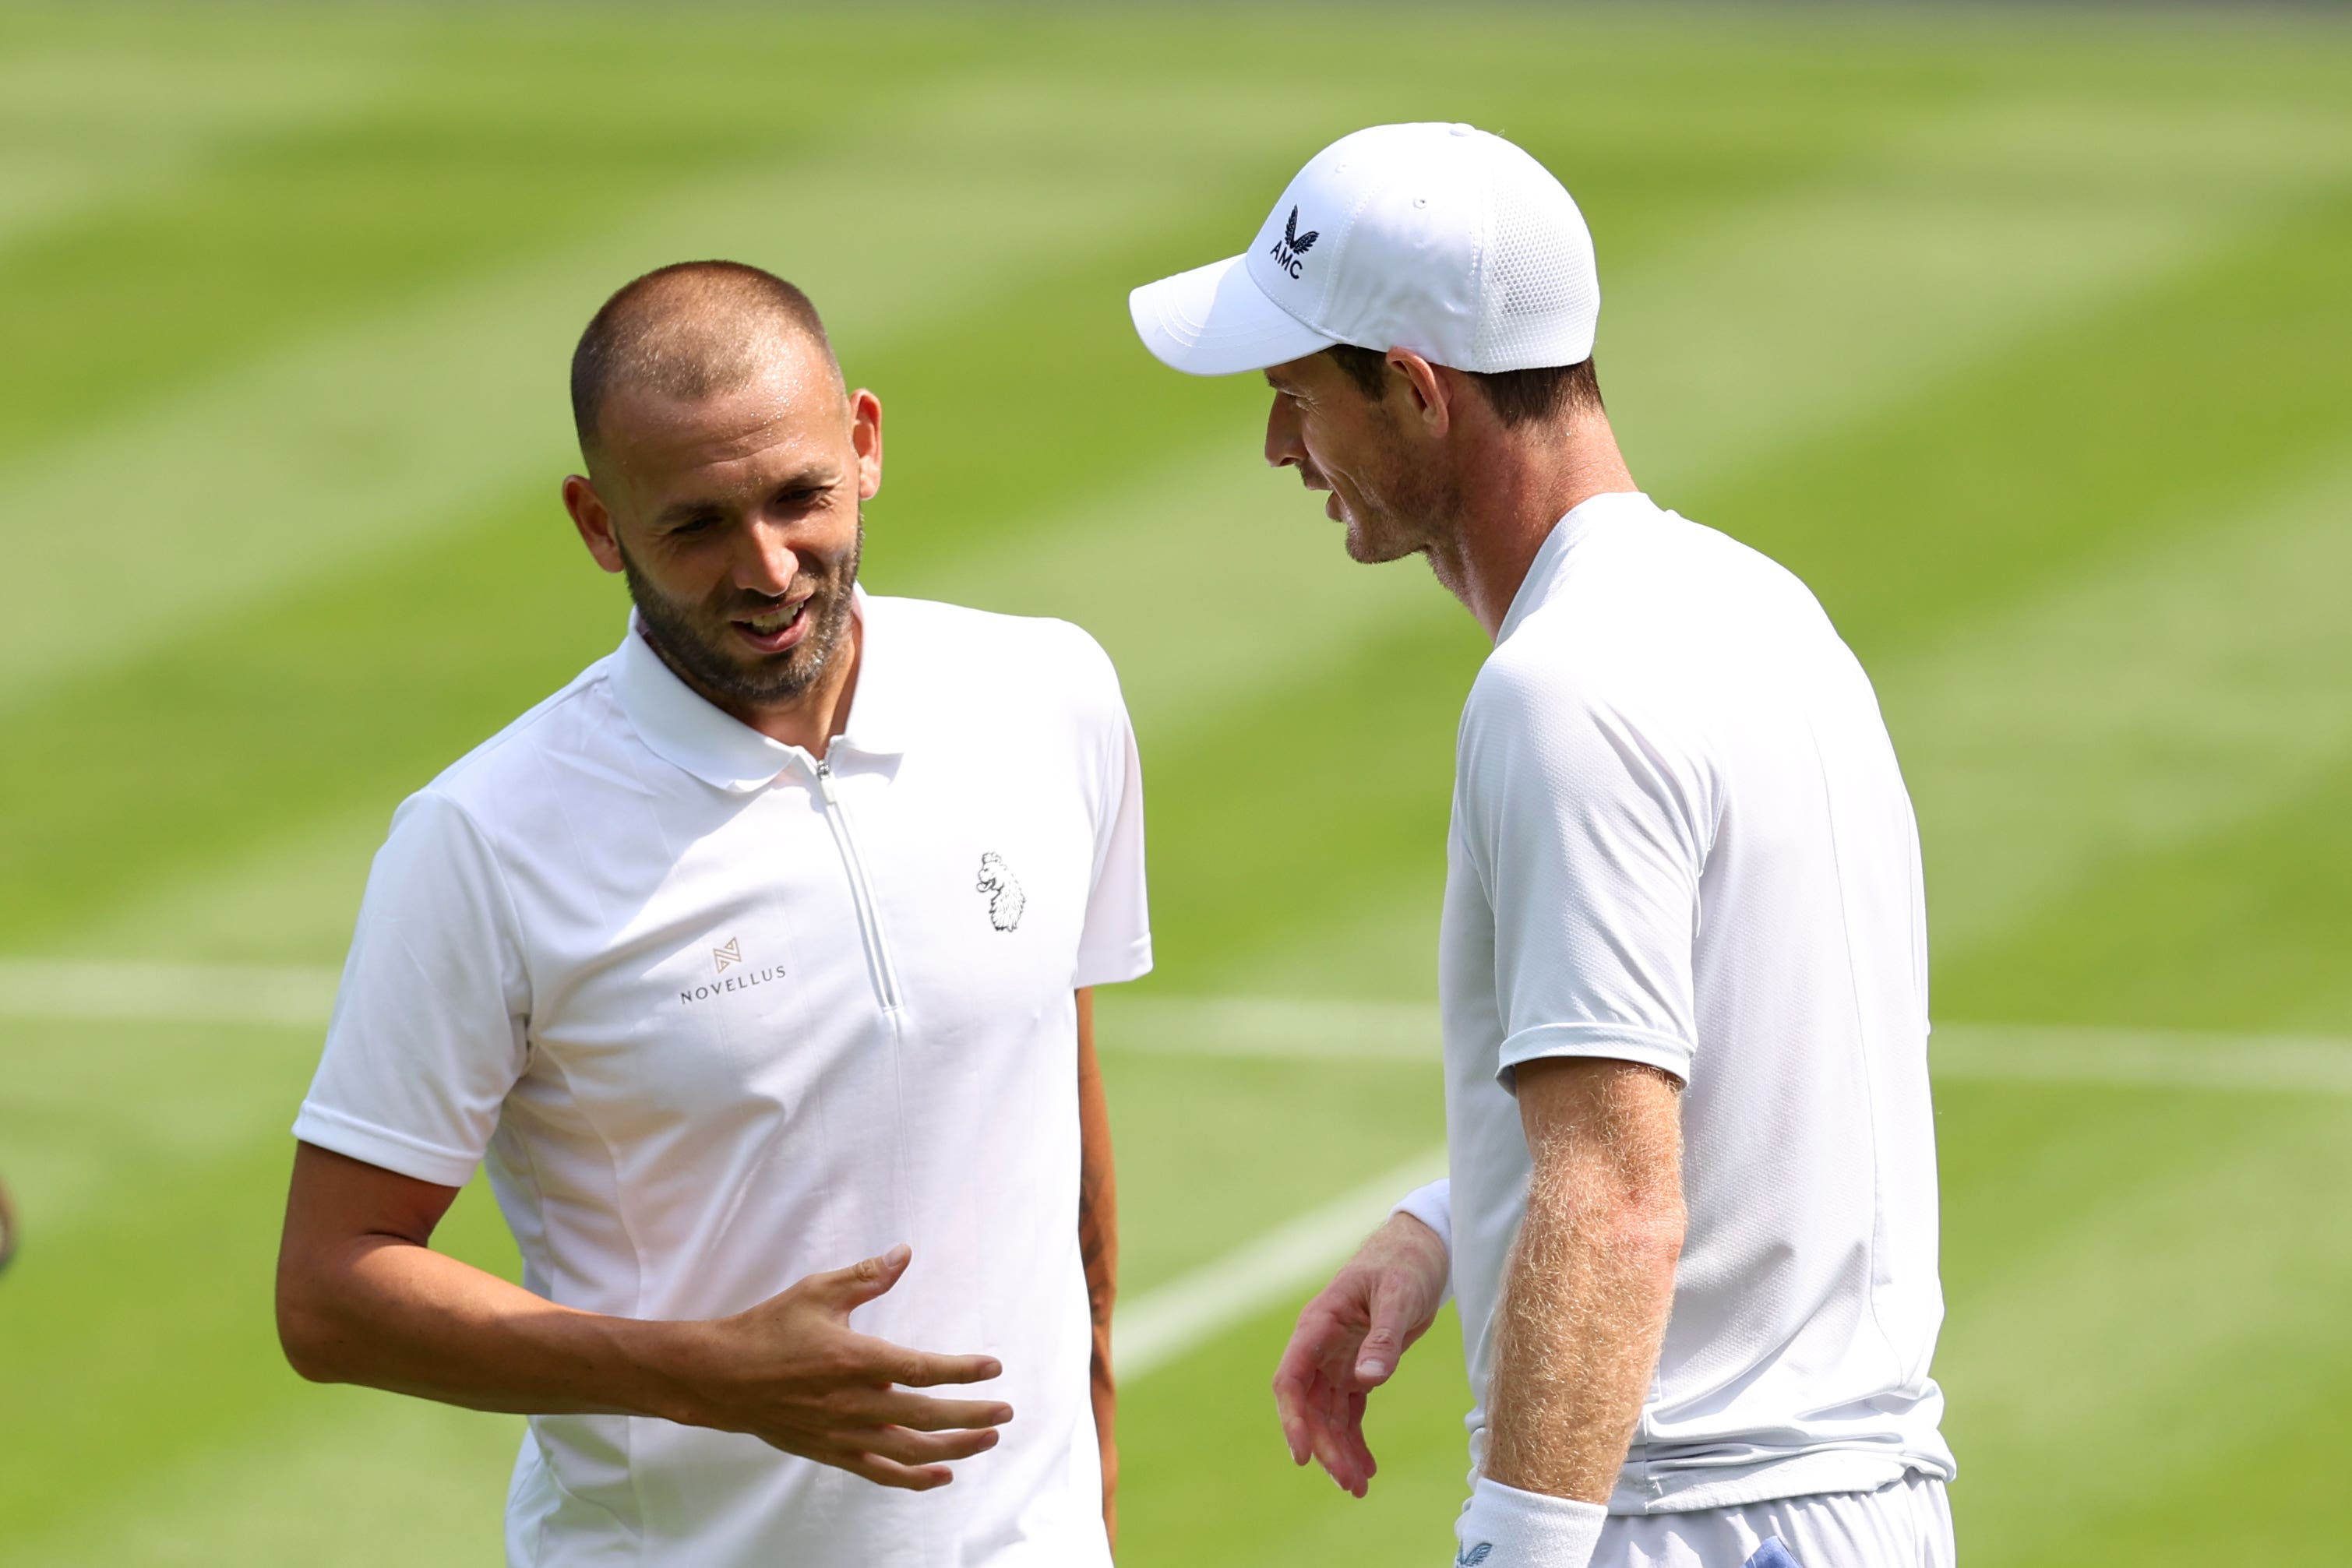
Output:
[611, 586, 909, 791]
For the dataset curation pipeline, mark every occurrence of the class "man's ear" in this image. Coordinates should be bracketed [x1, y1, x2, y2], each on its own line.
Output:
[562, 474, 626, 575]
[851, 389, 884, 501]
[1387, 348, 1452, 438]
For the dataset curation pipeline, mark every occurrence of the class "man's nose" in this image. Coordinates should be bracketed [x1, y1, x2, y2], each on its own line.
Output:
[737, 520, 800, 596]
[1264, 394, 1304, 470]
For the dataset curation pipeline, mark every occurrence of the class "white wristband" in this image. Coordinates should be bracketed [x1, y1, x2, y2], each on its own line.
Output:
[1391, 1176, 1452, 1256]
[1453, 1478, 1606, 1568]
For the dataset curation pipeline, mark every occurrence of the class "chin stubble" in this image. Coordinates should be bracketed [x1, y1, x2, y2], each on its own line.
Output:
[619, 520, 863, 710]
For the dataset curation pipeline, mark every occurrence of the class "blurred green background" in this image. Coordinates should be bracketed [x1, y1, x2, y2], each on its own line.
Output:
[3, 3, 2350, 1563]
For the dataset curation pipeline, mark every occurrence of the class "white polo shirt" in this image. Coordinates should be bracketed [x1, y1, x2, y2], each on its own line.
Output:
[1429, 492, 1955, 1514]
[294, 590, 1150, 1567]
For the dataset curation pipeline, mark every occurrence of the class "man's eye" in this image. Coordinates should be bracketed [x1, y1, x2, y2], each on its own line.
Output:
[672, 516, 718, 536]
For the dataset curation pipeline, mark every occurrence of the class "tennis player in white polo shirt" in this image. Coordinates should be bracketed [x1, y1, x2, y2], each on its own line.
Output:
[1129, 126, 1956, 1568]
[276, 261, 1148, 1566]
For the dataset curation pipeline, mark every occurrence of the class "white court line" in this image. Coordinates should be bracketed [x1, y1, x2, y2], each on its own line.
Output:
[0, 957, 1433, 1379]
[1113, 1147, 1448, 1382]
[1102, 1010, 2352, 1376]
[0, 957, 340, 1029]
[1927, 1023, 2352, 1096]
[5, 960, 2350, 1097]
[9, 958, 2349, 1379]
[1098, 995, 2352, 1096]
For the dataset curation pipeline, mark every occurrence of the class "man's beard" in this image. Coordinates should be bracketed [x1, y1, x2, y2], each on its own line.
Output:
[1334, 417, 1459, 571]
[619, 519, 863, 712]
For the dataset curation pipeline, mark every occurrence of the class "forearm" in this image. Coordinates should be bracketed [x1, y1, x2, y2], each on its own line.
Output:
[1483, 1176, 1682, 1500]
[1079, 1123, 1118, 1419]
[1079, 1136, 1118, 1374]
[1077, 999, 1118, 1336]
[280, 1235, 709, 1424]
[1075, 988, 1120, 1537]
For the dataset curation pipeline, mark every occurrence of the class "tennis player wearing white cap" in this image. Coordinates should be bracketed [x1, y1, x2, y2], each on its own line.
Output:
[1130, 125, 1956, 1568]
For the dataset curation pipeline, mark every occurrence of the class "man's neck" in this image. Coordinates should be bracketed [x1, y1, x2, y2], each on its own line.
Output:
[644, 615, 862, 758]
[1428, 413, 1637, 640]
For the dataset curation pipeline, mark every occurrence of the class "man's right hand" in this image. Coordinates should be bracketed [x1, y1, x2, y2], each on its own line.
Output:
[678, 1244, 1014, 1491]
[278, 1147, 1009, 1495]
[1271, 1211, 1449, 1498]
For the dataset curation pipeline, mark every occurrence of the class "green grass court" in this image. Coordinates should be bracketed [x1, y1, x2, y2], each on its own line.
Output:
[3, 4, 2350, 1563]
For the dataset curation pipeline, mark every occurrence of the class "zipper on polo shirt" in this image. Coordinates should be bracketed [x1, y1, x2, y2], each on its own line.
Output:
[813, 757, 905, 1013]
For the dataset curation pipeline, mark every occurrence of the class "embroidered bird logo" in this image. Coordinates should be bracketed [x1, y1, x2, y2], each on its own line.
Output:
[1284, 206, 1320, 255]
[975, 852, 1025, 933]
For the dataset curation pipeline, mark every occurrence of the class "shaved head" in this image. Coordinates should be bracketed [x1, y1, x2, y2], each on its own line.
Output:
[570, 260, 842, 460]
[559, 260, 882, 752]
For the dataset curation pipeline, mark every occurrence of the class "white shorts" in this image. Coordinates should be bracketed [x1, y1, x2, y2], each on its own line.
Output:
[1595, 1475, 1954, 1568]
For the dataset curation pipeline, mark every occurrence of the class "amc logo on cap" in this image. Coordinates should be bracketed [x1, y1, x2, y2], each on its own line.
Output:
[1267, 206, 1319, 278]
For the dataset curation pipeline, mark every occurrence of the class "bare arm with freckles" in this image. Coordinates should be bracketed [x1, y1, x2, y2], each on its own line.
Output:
[1271, 1056, 1682, 1508]
[276, 1143, 1013, 1492]
[1484, 1055, 1685, 1502]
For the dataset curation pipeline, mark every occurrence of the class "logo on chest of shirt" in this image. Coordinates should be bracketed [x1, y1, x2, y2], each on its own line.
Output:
[679, 937, 784, 1006]
[975, 852, 1024, 933]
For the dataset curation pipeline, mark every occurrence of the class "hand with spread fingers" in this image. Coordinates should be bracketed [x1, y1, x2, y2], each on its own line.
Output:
[1271, 1210, 1449, 1496]
[277, 1147, 1017, 1499]
[684, 1245, 1014, 1492]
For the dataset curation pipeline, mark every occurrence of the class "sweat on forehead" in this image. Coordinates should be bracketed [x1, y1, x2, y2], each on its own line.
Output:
[570, 260, 842, 455]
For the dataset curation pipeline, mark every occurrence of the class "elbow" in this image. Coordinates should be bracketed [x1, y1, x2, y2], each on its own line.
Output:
[275, 1280, 347, 1385]
[277, 1311, 337, 1385]
[1609, 1195, 1687, 1288]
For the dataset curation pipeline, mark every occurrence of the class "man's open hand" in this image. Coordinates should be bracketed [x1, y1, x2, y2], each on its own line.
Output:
[684, 1244, 1014, 1491]
[1271, 1212, 1449, 1497]
[277, 1146, 1011, 1496]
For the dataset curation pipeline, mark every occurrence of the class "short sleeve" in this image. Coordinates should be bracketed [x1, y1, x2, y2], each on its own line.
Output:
[1070, 636, 1152, 989]
[1458, 658, 1713, 1087]
[292, 791, 531, 1186]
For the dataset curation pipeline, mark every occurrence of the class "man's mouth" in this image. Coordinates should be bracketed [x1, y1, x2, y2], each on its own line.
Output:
[732, 597, 810, 654]
[1295, 467, 1342, 520]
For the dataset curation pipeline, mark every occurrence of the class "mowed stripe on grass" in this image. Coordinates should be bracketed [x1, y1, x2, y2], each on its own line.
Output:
[0, 40, 396, 256]
[40, 95, 2336, 964]
[10, 15, 2345, 963]
[0, 134, 1247, 708]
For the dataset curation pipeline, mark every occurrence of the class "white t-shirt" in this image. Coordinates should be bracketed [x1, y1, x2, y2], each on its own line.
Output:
[295, 590, 1151, 1567]
[1433, 492, 1955, 1513]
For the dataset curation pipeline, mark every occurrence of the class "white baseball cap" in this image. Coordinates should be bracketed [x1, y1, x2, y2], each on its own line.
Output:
[1129, 122, 1599, 378]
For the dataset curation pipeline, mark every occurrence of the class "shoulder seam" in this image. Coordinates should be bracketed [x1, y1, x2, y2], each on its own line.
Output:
[429, 661, 617, 792]
[407, 791, 533, 1017]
